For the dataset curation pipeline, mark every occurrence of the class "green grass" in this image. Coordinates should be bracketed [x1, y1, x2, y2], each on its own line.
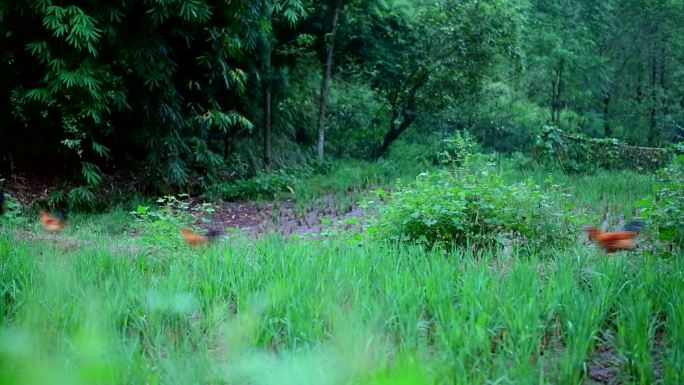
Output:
[0, 161, 678, 385]
[275, 158, 435, 214]
[501, 166, 658, 222]
[1, 229, 682, 384]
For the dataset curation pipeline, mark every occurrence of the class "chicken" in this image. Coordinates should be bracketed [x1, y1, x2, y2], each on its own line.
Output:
[39, 209, 67, 232]
[585, 220, 644, 253]
[179, 227, 222, 247]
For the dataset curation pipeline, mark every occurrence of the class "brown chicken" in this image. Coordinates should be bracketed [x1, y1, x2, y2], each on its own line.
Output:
[180, 227, 222, 247]
[39, 209, 67, 232]
[585, 220, 644, 253]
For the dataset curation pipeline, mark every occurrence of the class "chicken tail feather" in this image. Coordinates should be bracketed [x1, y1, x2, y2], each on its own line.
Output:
[623, 220, 644, 233]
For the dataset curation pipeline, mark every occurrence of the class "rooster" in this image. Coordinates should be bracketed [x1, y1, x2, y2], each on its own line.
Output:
[179, 227, 222, 247]
[39, 209, 68, 232]
[585, 220, 644, 253]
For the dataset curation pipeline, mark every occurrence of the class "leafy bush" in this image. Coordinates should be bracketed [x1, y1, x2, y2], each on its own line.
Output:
[2, 1, 277, 191]
[130, 194, 215, 246]
[639, 155, 684, 252]
[46, 186, 98, 210]
[0, 191, 26, 227]
[365, 168, 576, 249]
[385, 140, 439, 169]
[385, 132, 482, 170]
[211, 164, 315, 201]
[436, 131, 481, 167]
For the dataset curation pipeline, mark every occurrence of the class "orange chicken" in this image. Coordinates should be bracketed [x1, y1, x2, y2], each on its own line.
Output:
[180, 227, 221, 247]
[585, 220, 643, 253]
[39, 209, 67, 232]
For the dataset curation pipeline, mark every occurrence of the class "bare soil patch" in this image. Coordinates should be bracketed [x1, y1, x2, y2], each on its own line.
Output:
[210, 196, 364, 237]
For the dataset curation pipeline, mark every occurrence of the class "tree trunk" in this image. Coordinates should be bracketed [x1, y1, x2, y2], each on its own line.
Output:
[263, 83, 272, 169]
[262, 30, 272, 169]
[550, 58, 564, 125]
[603, 91, 611, 137]
[375, 90, 420, 159]
[659, 38, 666, 89]
[375, 114, 417, 160]
[649, 30, 658, 144]
[316, 0, 343, 163]
[635, 62, 643, 104]
[374, 68, 428, 159]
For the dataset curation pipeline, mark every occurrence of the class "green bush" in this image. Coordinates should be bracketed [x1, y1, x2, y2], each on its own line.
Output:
[436, 131, 481, 167]
[385, 132, 482, 170]
[211, 163, 315, 201]
[0, 191, 27, 227]
[365, 168, 576, 249]
[129, 194, 215, 247]
[640, 154, 684, 252]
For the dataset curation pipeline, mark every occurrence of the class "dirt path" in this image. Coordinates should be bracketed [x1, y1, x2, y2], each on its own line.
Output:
[209, 196, 364, 237]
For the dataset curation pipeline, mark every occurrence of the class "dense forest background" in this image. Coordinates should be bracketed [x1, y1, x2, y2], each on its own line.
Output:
[1, 0, 683, 200]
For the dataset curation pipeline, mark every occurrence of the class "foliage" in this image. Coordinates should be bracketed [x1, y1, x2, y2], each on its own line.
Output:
[211, 163, 315, 201]
[435, 131, 481, 167]
[345, 0, 523, 157]
[521, 0, 684, 145]
[130, 194, 215, 246]
[469, 84, 547, 153]
[501, 163, 657, 221]
[1, 214, 682, 383]
[325, 78, 388, 159]
[639, 155, 684, 253]
[365, 166, 577, 249]
[0, 191, 26, 227]
[0, 1, 284, 191]
[535, 125, 670, 172]
[1, 0, 683, 199]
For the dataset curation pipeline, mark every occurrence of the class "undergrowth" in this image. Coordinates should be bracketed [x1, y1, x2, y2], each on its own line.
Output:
[366, 165, 579, 250]
[0, 152, 678, 385]
[0, 232, 682, 384]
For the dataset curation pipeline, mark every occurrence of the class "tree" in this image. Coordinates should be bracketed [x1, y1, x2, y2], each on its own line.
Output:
[1, 1, 259, 195]
[347, 0, 522, 158]
[521, 0, 684, 145]
[316, 0, 344, 163]
[250, 1, 307, 170]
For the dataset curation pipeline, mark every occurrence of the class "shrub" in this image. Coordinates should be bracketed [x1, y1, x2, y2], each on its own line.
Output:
[436, 131, 480, 167]
[211, 163, 315, 201]
[0, 191, 27, 227]
[386, 132, 482, 169]
[130, 194, 215, 247]
[639, 154, 684, 253]
[365, 168, 576, 250]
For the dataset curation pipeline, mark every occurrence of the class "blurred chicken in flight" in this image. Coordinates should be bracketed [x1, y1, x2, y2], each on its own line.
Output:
[585, 220, 644, 253]
[39, 209, 68, 232]
[180, 227, 222, 247]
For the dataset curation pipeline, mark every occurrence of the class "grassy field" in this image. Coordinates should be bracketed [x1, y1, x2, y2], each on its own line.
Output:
[1, 164, 681, 385]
